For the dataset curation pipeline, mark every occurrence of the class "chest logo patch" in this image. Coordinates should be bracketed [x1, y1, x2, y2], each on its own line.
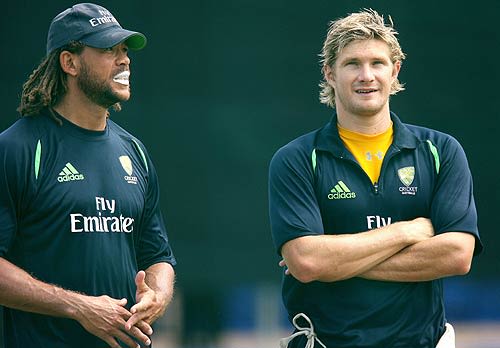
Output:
[328, 180, 356, 200]
[119, 156, 138, 185]
[58, 162, 85, 182]
[398, 166, 415, 186]
[398, 166, 418, 195]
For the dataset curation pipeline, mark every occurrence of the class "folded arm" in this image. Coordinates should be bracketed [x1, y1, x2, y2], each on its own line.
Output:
[281, 217, 434, 283]
[359, 232, 475, 281]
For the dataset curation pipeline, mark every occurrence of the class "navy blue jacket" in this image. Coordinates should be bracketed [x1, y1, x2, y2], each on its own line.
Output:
[269, 112, 482, 348]
[0, 111, 176, 347]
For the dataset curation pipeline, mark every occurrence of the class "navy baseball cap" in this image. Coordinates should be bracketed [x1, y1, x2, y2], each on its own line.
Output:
[46, 3, 146, 54]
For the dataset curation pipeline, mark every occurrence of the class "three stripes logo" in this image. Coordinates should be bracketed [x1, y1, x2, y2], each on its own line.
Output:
[57, 162, 85, 183]
[328, 180, 356, 200]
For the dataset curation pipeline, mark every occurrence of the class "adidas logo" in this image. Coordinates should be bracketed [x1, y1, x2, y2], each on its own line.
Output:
[58, 162, 85, 182]
[328, 180, 356, 200]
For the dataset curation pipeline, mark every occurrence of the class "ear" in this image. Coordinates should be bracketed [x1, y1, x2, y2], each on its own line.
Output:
[392, 60, 401, 81]
[59, 51, 80, 77]
[323, 64, 335, 86]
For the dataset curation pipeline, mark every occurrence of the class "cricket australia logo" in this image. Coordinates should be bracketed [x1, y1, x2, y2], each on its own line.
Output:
[119, 156, 138, 185]
[328, 180, 356, 200]
[398, 166, 418, 195]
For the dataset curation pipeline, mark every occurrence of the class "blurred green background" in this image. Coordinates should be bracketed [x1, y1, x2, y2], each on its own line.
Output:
[1, 0, 499, 347]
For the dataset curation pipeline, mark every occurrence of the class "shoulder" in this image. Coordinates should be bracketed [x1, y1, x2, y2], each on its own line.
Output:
[107, 119, 151, 173]
[405, 123, 466, 153]
[270, 129, 319, 167]
[108, 119, 149, 151]
[108, 119, 137, 140]
[0, 115, 49, 150]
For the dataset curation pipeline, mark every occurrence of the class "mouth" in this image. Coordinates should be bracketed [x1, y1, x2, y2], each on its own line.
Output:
[113, 71, 130, 86]
[355, 88, 378, 95]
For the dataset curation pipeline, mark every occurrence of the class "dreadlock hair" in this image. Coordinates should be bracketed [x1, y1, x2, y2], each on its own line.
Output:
[17, 41, 84, 122]
[17, 41, 121, 122]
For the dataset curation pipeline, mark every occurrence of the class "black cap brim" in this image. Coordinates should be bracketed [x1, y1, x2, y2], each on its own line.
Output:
[80, 28, 147, 50]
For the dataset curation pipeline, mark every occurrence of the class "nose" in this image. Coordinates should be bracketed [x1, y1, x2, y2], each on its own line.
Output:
[358, 64, 375, 82]
[117, 52, 130, 66]
[116, 44, 130, 66]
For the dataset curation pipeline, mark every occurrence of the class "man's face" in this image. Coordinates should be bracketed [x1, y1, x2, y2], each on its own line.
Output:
[76, 43, 131, 108]
[327, 39, 400, 118]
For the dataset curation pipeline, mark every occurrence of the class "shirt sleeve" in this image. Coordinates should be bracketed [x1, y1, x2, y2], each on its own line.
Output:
[429, 136, 483, 255]
[135, 148, 176, 270]
[268, 144, 324, 256]
[0, 139, 21, 257]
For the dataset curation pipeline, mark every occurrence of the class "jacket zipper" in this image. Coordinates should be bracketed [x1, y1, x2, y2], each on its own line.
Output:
[339, 146, 402, 195]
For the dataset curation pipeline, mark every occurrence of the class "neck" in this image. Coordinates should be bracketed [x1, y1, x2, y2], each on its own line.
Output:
[53, 90, 108, 131]
[336, 104, 392, 135]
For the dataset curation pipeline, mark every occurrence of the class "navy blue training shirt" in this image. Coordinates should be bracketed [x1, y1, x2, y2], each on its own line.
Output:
[0, 111, 176, 347]
[269, 111, 482, 348]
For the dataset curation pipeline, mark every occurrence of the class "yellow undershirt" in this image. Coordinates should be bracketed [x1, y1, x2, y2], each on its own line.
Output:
[338, 123, 393, 184]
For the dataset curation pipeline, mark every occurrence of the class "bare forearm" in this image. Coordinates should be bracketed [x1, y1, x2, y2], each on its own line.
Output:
[144, 262, 175, 311]
[299, 229, 406, 282]
[359, 232, 475, 282]
[0, 257, 156, 346]
[282, 218, 434, 282]
[0, 257, 86, 319]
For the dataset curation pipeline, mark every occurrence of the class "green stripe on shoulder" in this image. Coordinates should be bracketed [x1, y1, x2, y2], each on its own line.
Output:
[35, 140, 41, 180]
[131, 139, 148, 173]
[311, 149, 317, 174]
[426, 140, 440, 174]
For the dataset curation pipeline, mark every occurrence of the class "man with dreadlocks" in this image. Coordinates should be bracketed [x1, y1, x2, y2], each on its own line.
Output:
[268, 9, 482, 348]
[0, 3, 176, 348]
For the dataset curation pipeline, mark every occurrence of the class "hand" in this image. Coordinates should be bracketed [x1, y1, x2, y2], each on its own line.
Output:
[75, 295, 153, 348]
[279, 259, 291, 275]
[404, 217, 435, 244]
[125, 271, 166, 330]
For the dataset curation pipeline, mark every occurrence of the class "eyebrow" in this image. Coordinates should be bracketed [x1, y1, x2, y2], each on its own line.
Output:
[339, 56, 390, 64]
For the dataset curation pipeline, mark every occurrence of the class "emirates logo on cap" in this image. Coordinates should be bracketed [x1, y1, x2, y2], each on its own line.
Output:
[88, 9, 119, 27]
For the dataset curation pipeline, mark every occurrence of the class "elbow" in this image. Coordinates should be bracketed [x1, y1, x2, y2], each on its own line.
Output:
[444, 232, 475, 276]
[450, 244, 474, 276]
[452, 253, 472, 275]
[287, 258, 320, 283]
[281, 236, 339, 283]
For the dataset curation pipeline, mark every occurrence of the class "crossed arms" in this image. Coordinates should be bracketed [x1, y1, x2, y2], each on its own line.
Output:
[0, 258, 175, 348]
[280, 217, 475, 283]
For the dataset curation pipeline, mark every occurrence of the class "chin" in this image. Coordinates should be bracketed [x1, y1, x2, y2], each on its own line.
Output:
[354, 101, 386, 115]
[115, 91, 131, 102]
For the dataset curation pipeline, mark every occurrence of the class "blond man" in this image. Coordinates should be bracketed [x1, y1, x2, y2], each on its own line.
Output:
[269, 9, 482, 348]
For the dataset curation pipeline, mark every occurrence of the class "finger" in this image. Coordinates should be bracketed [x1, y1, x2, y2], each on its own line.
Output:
[125, 312, 147, 331]
[278, 259, 286, 267]
[135, 270, 147, 291]
[115, 297, 128, 307]
[112, 329, 142, 348]
[285, 268, 290, 275]
[130, 299, 149, 315]
[127, 325, 152, 346]
[101, 334, 121, 348]
[135, 320, 153, 336]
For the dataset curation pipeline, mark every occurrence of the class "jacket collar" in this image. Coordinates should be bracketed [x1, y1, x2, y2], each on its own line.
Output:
[315, 110, 420, 156]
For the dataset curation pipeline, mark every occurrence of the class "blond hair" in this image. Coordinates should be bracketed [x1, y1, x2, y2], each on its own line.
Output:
[319, 9, 406, 108]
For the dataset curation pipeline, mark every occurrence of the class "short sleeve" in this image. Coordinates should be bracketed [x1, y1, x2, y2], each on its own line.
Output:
[0, 140, 20, 257]
[429, 137, 483, 255]
[268, 144, 324, 255]
[135, 150, 176, 270]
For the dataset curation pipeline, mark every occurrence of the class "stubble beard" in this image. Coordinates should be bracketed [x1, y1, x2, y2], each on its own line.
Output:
[336, 90, 387, 118]
[77, 61, 129, 110]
